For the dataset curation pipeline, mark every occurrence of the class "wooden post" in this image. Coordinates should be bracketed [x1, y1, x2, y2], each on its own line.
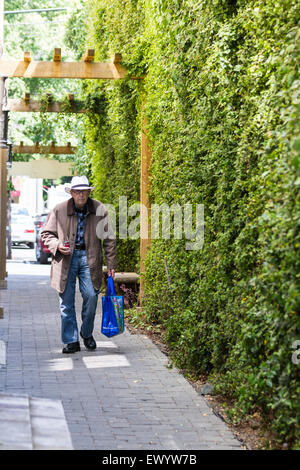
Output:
[82, 49, 95, 62]
[23, 51, 31, 63]
[0, 1, 7, 296]
[0, 147, 7, 288]
[140, 103, 151, 299]
[53, 48, 61, 62]
[6, 184, 11, 259]
[0, 76, 7, 289]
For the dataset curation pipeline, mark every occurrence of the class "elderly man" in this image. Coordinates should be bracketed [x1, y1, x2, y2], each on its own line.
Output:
[41, 176, 117, 353]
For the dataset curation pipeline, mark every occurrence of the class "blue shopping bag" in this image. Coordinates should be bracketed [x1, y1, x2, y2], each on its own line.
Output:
[101, 275, 125, 338]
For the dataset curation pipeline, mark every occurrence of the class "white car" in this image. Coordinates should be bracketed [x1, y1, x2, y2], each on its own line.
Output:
[11, 205, 36, 249]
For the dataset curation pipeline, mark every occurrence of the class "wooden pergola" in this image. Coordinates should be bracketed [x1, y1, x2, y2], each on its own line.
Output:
[12, 142, 76, 155]
[7, 93, 86, 113]
[0, 48, 151, 297]
[1, 49, 130, 79]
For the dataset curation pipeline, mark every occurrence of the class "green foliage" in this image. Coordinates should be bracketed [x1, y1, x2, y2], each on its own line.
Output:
[81, 78, 141, 271]
[4, 0, 83, 161]
[64, 6, 88, 61]
[65, 0, 147, 271]
[77, 0, 300, 447]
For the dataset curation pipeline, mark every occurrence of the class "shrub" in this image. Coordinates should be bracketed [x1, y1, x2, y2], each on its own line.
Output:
[72, 0, 300, 447]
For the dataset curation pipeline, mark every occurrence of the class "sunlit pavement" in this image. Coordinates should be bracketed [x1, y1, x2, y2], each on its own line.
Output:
[7, 246, 51, 276]
[0, 248, 242, 450]
[10, 245, 40, 263]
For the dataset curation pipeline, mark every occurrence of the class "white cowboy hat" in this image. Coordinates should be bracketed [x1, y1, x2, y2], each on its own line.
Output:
[65, 176, 95, 193]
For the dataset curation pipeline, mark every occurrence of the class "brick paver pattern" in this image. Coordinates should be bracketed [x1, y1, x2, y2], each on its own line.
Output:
[0, 260, 242, 450]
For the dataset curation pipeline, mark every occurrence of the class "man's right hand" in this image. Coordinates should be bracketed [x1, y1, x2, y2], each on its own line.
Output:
[58, 243, 71, 255]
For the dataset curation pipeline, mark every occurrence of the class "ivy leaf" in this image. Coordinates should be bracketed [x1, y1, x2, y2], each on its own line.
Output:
[291, 155, 300, 170]
[292, 138, 300, 152]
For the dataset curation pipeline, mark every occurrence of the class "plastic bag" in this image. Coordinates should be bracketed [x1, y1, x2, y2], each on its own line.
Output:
[101, 275, 124, 338]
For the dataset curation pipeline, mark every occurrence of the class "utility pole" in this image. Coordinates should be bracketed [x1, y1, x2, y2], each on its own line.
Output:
[0, 77, 8, 288]
[0, 0, 8, 289]
[0, 0, 3, 54]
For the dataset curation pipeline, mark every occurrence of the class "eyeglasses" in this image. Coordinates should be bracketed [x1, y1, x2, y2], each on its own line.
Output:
[71, 189, 90, 195]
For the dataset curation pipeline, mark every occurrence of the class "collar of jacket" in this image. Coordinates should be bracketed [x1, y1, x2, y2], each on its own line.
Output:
[67, 197, 96, 216]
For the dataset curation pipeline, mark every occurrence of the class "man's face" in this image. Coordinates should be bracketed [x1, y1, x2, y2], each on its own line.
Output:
[70, 189, 91, 208]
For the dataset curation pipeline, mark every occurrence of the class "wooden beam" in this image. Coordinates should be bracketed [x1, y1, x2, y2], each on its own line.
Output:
[0, 59, 133, 79]
[12, 143, 76, 154]
[7, 98, 86, 113]
[53, 48, 61, 62]
[82, 49, 95, 62]
[114, 272, 139, 283]
[1, 60, 30, 76]
[24, 92, 30, 102]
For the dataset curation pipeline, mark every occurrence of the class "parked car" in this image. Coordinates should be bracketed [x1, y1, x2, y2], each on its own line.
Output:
[11, 204, 30, 217]
[11, 205, 36, 248]
[35, 214, 51, 264]
[33, 212, 49, 235]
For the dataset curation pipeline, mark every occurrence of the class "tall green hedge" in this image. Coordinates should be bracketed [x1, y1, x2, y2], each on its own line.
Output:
[79, 0, 300, 447]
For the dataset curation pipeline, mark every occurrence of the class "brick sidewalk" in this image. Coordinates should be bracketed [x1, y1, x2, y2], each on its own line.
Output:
[0, 259, 242, 450]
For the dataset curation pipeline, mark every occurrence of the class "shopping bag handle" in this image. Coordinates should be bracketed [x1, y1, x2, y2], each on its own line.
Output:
[107, 274, 116, 296]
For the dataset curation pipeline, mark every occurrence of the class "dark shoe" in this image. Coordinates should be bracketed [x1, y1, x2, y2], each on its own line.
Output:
[62, 341, 81, 354]
[80, 331, 96, 350]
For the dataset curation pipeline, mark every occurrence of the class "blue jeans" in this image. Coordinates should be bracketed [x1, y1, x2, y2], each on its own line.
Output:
[59, 250, 99, 344]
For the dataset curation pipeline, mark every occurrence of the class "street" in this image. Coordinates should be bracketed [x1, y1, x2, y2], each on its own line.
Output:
[10, 244, 47, 263]
[6, 245, 50, 279]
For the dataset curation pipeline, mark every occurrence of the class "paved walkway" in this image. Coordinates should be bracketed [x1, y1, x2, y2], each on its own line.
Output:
[0, 253, 242, 450]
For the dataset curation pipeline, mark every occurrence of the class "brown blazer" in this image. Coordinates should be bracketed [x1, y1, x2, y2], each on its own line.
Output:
[40, 197, 117, 293]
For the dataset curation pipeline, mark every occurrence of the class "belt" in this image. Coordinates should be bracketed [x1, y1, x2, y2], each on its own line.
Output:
[74, 244, 86, 250]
